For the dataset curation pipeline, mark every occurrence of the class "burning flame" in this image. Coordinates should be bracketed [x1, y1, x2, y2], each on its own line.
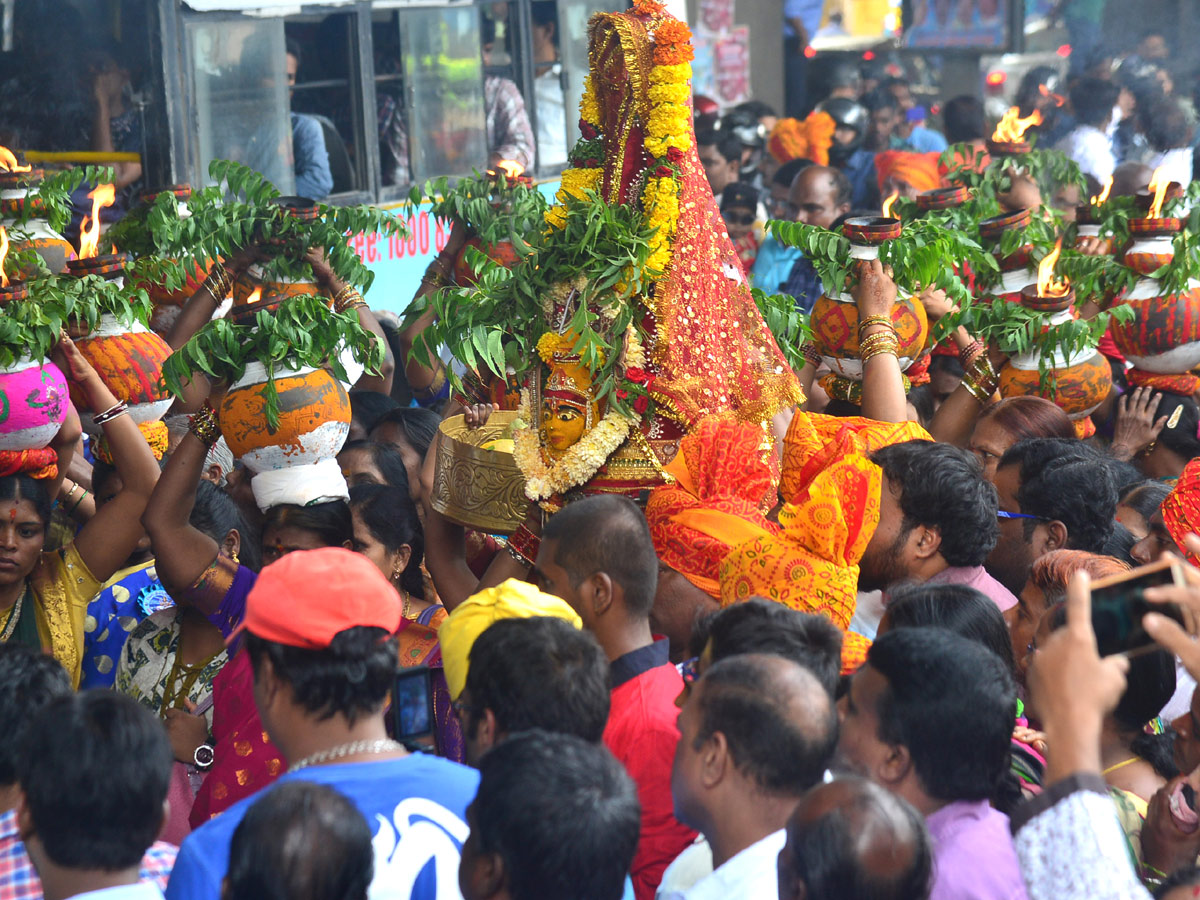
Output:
[1036, 238, 1070, 297]
[0, 227, 9, 288]
[1038, 84, 1066, 107]
[991, 107, 1043, 143]
[0, 146, 30, 174]
[1091, 176, 1113, 206]
[245, 285, 263, 305]
[1148, 166, 1170, 219]
[882, 190, 899, 218]
[77, 183, 116, 259]
[494, 160, 525, 179]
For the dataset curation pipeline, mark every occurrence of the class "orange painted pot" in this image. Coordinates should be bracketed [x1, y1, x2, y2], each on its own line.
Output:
[69, 316, 174, 435]
[219, 363, 350, 468]
[132, 257, 213, 307]
[454, 238, 520, 286]
[811, 288, 929, 380]
[1110, 282, 1200, 374]
[999, 349, 1111, 423]
[219, 362, 351, 509]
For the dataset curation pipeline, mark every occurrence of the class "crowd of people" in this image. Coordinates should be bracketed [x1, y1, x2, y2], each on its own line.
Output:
[10, 7, 1200, 900]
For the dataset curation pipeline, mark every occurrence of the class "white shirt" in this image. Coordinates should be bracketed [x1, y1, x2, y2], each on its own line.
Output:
[1056, 125, 1115, 184]
[656, 836, 714, 897]
[1146, 148, 1194, 189]
[657, 829, 785, 900]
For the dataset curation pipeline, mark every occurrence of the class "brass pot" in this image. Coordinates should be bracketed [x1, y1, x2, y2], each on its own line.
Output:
[431, 411, 527, 534]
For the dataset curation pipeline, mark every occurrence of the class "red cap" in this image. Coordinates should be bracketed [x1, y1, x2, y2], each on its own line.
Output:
[232, 547, 403, 649]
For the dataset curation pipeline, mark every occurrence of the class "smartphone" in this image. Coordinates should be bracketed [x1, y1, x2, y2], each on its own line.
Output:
[1088, 558, 1187, 658]
[392, 666, 434, 742]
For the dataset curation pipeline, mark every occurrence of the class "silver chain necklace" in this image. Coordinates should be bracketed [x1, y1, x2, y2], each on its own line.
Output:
[287, 739, 403, 773]
[0, 587, 26, 642]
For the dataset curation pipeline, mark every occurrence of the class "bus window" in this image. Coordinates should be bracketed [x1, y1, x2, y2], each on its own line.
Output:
[481, 6, 535, 173]
[185, 16, 293, 193]
[372, 9, 409, 189]
[399, 5, 488, 185]
[284, 12, 365, 199]
[554, 0, 624, 164]
[530, 2, 567, 170]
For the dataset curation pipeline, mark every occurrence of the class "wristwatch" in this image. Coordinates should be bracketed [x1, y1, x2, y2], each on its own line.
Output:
[193, 743, 215, 772]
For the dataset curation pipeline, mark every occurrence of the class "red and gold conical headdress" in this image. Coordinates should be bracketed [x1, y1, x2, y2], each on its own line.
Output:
[554, 1, 802, 426]
[521, 2, 801, 508]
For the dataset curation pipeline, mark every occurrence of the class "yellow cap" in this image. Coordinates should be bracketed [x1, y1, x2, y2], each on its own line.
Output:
[438, 578, 583, 699]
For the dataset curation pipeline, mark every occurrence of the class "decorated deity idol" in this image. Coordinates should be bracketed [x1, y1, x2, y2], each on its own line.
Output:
[419, 0, 801, 514]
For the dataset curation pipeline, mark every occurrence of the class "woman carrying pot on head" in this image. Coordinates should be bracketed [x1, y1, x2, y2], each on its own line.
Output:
[116, 479, 260, 842]
[0, 333, 161, 688]
[143, 398, 356, 825]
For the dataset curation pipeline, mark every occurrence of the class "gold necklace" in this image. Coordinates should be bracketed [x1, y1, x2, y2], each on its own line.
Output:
[0, 586, 26, 642]
[401, 589, 412, 619]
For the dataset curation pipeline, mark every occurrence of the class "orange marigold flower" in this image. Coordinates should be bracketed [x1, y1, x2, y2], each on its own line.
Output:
[652, 19, 695, 65]
[633, 0, 667, 15]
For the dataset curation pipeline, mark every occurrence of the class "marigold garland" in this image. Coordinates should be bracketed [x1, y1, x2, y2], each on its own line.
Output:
[641, 18, 693, 286]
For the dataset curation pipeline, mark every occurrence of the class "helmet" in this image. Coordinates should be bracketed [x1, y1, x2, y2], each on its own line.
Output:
[816, 98, 868, 165]
[721, 106, 767, 150]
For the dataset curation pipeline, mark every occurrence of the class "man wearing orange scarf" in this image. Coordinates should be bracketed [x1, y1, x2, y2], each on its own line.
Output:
[874, 150, 942, 199]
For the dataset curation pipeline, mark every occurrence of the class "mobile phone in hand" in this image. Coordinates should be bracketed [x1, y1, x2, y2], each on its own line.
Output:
[1088, 558, 1186, 658]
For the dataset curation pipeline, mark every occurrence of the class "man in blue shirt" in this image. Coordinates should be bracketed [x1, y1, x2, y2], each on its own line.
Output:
[286, 42, 334, 199]
[166, 549, 478, 900]
[782, 165, 851, 314]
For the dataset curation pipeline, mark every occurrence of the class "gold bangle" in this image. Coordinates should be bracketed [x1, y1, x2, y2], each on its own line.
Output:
[857, 315, 894, 338]
[858, 331, 900, 361]
[332, 285, 366, 314]
[202, 262, 232, 300]
[861, 344, 900, 365]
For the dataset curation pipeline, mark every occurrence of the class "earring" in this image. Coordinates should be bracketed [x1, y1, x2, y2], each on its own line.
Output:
[231, 549, 240, 565]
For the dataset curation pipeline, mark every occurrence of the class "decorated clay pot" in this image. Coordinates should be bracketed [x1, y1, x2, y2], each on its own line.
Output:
[454, 237, 521, 286]
[1074, 206, 1113, 255]
[68, 315, 174, 434]
[231, 267, 324, 323]
[0, 357, 70, 451]
[916, 186, 969, 211]
[219, 362, 351, 509]
[66, 253, 128, 281]
[999, 350, 1111, 428]
[1110, 280, 1200, 375]
[0, 170, 74, 275]
[0, 282, 28, 305]
[811, 218, 930, 380]
[985, 138, 1031, 157]
[980, 209, 1036, 300]
[1124, 218, 1181, 276]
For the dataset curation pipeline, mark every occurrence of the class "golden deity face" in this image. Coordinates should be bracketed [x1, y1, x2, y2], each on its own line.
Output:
[542, 399, 588, 455]
[540, 358, 601, 458]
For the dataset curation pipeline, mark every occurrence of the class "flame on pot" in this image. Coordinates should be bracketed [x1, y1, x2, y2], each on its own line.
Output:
[0, 227, 9, 288]
[0, 146, 30, 174]
[245, 285, 262, 305]
[1091, 175, 1112, 206]
[1148, 166, 1170, 219]
[494, 160, 525, 179]
[991, 107, 1043, 143]
[882, 190, 899, 217]
[77, 183, 116, 259]
[1038, 84, 1066, 107]
[1036, 238, 1070, 297]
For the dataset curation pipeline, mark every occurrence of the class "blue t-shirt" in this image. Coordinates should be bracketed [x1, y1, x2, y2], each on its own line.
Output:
[166, 753, 479, 900]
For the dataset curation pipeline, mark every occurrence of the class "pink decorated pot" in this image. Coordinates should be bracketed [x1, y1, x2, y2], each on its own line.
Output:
[0, 358, 70, 451]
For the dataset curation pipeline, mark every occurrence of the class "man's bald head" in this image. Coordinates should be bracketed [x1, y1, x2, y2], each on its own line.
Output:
[788, 166, 852, 229]
[693, 653, 837, 796]
[777, 776, 932, 900]
[1112, 161, 1153, 197]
